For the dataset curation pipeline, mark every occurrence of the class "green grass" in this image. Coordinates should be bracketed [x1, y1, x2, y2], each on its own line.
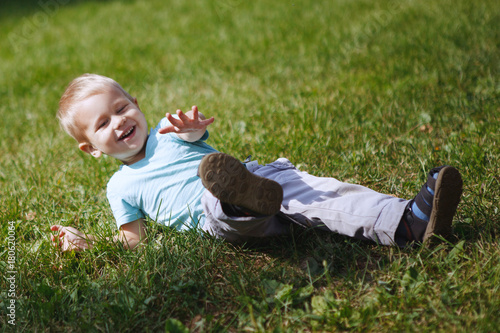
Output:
[1, 0, 499, 331]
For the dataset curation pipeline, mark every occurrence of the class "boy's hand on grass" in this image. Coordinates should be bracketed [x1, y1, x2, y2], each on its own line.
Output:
[50, 225, 92, 252]
[159, 105, 215, 135]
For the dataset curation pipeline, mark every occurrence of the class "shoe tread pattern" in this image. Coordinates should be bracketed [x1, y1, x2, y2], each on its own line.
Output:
[424, 166, 463, 242]
[199, 153, 283, 216]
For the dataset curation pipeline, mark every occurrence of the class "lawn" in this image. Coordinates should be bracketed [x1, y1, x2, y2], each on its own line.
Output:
[1, 0, 499, 331]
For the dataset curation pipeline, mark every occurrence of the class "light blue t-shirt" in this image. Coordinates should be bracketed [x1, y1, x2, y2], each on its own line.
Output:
[106, 117, 218, 230]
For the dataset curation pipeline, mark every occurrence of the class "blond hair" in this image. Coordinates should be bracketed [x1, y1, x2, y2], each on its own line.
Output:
[57, 73, 134, 142]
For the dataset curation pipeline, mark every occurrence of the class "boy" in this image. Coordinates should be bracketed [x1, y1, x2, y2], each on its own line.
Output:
[51, 74, 463, 251]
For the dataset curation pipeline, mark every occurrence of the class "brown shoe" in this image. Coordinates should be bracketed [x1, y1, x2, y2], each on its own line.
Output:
[423, 165, 463, 242]
[198, 153, 283, 216]
[399, 165, 463, 245]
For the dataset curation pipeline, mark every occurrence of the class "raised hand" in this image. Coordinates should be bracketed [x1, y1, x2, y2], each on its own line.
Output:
[158, 105, 214, 135]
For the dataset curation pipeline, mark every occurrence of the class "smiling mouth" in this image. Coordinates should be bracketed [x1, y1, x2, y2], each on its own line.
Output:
[118, 126, 135, 141]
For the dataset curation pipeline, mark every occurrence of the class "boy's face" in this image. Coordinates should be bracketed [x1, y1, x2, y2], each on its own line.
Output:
[75, 87, 148, 165]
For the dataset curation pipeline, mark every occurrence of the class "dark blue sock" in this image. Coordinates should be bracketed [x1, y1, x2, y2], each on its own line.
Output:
[411, 171, 439, 222]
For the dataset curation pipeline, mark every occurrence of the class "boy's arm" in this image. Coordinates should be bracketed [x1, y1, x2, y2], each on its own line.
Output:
[158, 105, 215, 142]
[50, 218, 147, 252]
[118, 218, 148, 249]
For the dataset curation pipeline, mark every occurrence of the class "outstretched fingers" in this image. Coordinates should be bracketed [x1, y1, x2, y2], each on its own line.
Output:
[191, 105, 199, 119]
[50, 225, 64, 248]
[176, 109, 190, 122]
[200, 115, 215, 127]
[158, 113, 180, 134]
[49, 225, 87, 251]
[167, 112, 183, 126]
[50, 224, 62, 231]
[159, 106, 214, 134]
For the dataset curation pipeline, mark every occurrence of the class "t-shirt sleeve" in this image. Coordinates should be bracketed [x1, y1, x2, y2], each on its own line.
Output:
[199, 130, 209, 141]
[107, 190, 145, 228]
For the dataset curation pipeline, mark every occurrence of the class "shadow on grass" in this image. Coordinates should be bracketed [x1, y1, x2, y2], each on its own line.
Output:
[0, 0, 128, 20]
[236, 219, 481, 286]
[233, 224, 394, 285]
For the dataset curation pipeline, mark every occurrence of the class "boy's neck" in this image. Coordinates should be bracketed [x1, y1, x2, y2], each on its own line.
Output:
[121, 135, 149, 165]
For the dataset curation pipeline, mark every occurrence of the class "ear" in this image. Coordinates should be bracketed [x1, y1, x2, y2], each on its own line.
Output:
[79, 142, 102, 158]
[132, 97, 139, 107]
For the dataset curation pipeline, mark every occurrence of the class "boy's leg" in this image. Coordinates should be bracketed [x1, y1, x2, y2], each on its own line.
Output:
[256, 160, 463, 246]
[255, 159, 462, 246]
[201, 191, 291, 242]
[199, 153, 289, 242]
[253, 158, 407, 245]
[199, 153, 462, 246]
[199, 153, 403, 244]
[199, 153, 283, 216]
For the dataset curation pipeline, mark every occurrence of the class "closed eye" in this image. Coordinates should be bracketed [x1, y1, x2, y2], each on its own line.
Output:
[97, 119, 108, 130]
[117, 105, 126, 114]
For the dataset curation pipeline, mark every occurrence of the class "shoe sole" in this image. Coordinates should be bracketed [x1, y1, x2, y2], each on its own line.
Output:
[423, 166, 463, 243]
[199, 153, 283, 216]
